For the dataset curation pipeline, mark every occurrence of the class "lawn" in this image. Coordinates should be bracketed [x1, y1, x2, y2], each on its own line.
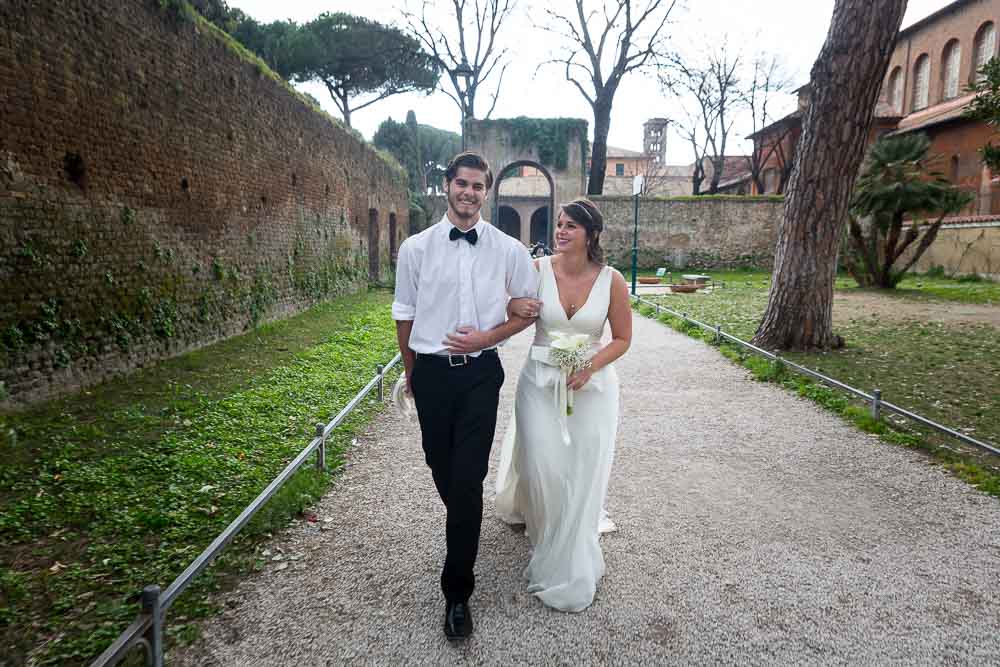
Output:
[632, 269, 1000, 485]
[0, 290, 401, 665]
[624, 266, 1000, 305]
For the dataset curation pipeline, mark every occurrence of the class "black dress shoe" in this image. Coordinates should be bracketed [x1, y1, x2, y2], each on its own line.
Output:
[444, 601, 473, 641]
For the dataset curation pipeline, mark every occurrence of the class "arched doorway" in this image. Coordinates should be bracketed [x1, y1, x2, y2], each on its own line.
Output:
[368, 208, 380, 281]
[492, 160, 555, 247]
[530, 207, 549, 246]
[497, 206, 521, 239]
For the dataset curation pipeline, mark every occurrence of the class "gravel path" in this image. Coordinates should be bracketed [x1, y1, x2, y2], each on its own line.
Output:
[172, 315, 1000, 665]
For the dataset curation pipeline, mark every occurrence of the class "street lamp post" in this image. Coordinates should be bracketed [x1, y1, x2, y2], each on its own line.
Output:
[451, 59, 474, 151]
[630, 175, 644, 296]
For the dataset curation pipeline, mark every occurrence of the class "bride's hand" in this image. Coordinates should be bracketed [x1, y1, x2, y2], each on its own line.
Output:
[566, 367, 593, 391]
[508, 297, 542, 319]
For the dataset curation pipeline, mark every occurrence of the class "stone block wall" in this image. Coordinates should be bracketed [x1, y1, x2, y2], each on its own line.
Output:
[0, 0, 408, 407]
[593, 196, 784, 270]
[900, 219, 1000, 279]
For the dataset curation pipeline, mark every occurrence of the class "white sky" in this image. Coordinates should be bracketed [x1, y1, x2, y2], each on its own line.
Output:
[227, 0, 953, 164]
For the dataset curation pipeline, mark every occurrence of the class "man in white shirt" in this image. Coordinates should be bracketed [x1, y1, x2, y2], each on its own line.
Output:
[392, 152, 539, 641]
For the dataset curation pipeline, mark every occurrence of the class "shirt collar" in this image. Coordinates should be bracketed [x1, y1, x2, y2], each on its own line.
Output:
[440, 214, 487, 239]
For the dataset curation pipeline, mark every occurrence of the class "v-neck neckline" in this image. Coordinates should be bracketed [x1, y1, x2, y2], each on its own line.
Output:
[549, 257, 603, 322]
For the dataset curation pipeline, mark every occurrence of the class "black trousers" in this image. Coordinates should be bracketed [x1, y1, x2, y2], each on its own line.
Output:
[410, 350, 505, 603]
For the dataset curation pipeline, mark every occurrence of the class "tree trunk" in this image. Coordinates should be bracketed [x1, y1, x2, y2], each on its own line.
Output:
[708, 154, 725, 194]
[752, 0, 906, 350]
[341, 93, 353, 129]
[587, 99, 613, 196]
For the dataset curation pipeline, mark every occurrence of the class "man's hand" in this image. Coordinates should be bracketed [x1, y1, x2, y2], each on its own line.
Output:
[404, 366, 414, 395]
[508, 297, 542, 319]
[444, 327, 494, 354]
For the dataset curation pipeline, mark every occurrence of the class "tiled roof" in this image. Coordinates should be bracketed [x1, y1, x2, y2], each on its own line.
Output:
[747, 110, 802, 140]
[606, 145, 646, 158]
[888, 93, 975, 135]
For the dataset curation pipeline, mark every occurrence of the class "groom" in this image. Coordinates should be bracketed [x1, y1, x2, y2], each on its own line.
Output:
[392, 151, 538, 640]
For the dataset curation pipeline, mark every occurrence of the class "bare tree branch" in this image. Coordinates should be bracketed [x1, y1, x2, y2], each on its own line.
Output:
[540, 0, 677, 195]
[483, 61, 509, 118]
[403, 0, 515, 122]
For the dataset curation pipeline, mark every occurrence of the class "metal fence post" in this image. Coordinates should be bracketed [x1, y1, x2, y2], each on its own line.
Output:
[376, 364, 385, 402]
[140, 585, 163, 667]
[315, 423, 326, 471]
[872, 389, 882, 421]
[655, 302, 660, 315]
[715, 325, 721, 344]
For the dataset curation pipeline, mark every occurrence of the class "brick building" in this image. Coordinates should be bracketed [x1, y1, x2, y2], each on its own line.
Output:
[749, 0, 999, 217]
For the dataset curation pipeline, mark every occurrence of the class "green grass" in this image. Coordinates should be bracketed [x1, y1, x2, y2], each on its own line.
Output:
[892, 272, 1000, 305]
[626, 267, 999, 306]
[633, 274, 1000, 497]
[0, 291, 401, 665]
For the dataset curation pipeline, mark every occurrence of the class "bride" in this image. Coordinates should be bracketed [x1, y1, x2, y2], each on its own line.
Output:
[495, 197, 632, 612]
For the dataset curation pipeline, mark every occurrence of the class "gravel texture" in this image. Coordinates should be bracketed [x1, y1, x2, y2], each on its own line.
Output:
[171, 315, 1000, 665]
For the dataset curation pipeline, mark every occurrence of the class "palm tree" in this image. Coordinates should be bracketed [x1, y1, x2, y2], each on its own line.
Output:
[846, 133, 973, 288]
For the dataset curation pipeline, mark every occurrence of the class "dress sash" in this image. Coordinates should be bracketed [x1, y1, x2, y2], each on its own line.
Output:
[528, 343, 603, 446]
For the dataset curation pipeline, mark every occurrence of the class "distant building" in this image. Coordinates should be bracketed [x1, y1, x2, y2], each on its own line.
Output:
[749, 0, 999, 216]
[644, 118, 670, 164]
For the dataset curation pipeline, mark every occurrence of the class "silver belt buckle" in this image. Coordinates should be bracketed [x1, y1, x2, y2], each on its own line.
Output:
[448, 353, 469, 367]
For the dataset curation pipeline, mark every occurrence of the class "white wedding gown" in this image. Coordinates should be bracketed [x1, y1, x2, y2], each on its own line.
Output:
[495, 256, 619, 612]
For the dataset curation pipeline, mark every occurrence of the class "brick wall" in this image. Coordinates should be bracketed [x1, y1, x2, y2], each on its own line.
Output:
[592, 196, 784, 269]
[884, 0, 999, 116]
[0, 0, 408, 407]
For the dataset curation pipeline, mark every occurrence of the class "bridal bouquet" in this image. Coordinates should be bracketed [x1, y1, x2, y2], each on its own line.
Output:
[549, 332, 591, 415]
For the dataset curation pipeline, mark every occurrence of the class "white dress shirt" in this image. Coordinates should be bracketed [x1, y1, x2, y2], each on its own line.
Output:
[392, 215, 538, 356]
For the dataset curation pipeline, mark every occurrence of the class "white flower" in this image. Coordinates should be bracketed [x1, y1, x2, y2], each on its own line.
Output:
[550, 332, 590, 353]
[549, 332, 591, 417]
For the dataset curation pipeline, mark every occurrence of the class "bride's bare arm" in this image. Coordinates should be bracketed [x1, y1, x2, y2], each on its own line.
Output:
[566, 270, 632, 390]
[507, 258, 543, 319]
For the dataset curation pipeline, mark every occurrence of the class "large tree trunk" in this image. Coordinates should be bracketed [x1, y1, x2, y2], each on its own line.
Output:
[587, 98, 613, 196]
[752, 0, 906, 350]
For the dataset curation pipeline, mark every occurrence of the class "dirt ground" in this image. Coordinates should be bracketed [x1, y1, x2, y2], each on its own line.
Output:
[834, 292, 1000, 327]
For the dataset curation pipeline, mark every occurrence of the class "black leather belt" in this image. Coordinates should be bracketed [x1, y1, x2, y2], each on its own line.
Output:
[415, 349, 498, 367]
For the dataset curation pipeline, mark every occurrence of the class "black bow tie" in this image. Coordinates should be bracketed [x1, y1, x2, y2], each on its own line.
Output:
[449, 227, 478, 245]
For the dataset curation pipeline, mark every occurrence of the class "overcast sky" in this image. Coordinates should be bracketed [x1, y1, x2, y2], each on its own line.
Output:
[227, 0, 953, 164]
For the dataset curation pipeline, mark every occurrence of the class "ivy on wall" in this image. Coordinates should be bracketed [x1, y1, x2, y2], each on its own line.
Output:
[499, 117, 589, 171]
[0, 209, 369, 378]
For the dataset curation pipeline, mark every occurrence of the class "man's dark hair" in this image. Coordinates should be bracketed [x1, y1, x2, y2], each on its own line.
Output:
[445, 152, 494, 191]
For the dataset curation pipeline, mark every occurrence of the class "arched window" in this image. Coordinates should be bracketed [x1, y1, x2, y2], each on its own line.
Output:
[887, 66, 903, 112]
[973, 22, 996, 83]
[912, 54, 930, 111]
[942, 40, 961, 100]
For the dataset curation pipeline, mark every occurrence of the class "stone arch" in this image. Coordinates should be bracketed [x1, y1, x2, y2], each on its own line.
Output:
[530, 207, 549, 246]
[497, 205, 521, 239]
[493, 160, 555, 246]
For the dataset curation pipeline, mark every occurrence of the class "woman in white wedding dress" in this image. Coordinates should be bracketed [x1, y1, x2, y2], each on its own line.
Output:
[495, 198, 632, 612]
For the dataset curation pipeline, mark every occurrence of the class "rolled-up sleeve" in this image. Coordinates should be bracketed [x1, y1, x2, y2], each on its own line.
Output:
[391, 240, 417, 320]
[506, 241, 539, 298]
